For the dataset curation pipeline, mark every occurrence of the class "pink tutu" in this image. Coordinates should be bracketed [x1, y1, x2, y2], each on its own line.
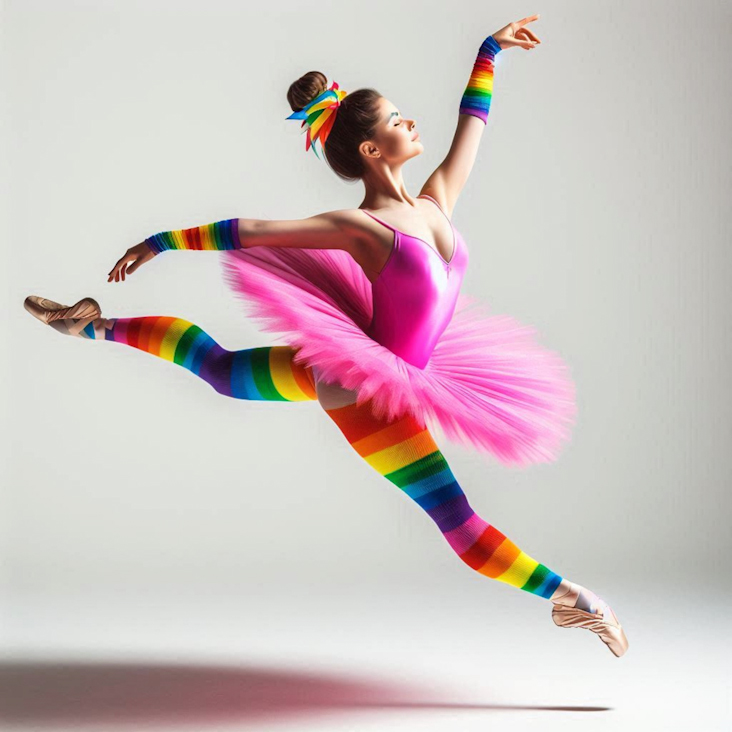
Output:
[219, 246, 577, 467]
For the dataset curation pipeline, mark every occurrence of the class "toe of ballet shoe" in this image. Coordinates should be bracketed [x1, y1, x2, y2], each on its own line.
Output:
[24, 295, 58, 323]
[551, 603, 629, 658]
[603, 623, 629, 658]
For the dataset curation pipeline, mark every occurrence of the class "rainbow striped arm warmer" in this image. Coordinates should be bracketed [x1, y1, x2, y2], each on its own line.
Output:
[144, 218, 243, 254]
[459, 35, 502, 123]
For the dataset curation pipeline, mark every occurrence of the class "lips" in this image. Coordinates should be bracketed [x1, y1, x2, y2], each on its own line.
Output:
[412, 132, 420, 141]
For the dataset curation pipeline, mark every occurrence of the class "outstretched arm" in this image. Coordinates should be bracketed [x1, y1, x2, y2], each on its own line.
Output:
[419, 15, 541, 217]
[142, 212, 356, 253]
[107, 211, 361, 282]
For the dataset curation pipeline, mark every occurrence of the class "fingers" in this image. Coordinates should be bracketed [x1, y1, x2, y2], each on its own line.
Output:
[510, 13, 541, 49]
[108, 263, 125, 283]
[108, 255, 133, 283]
[514, 29, 540, 49]
[505, 36, 538, 50]
[108, 255, 126, 281]
[517, 27, 541, 43]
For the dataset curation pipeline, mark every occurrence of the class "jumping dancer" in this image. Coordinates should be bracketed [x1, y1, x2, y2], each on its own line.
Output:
[24, 15, 628, 656]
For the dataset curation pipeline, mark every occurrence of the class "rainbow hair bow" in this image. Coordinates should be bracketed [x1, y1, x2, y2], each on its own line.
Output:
[285, 81, 348, 159]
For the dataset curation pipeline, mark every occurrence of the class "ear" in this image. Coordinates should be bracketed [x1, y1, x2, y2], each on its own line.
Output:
[359, 140, 380, 159]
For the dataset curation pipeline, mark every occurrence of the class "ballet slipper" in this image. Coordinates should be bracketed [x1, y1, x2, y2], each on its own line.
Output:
[24, 295, 103, 338]
[550, 581, 629, 658]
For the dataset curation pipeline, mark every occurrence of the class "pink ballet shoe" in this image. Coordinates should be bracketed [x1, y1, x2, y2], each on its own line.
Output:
[24, 295, 103, 338]
[551, 581, 629, 658]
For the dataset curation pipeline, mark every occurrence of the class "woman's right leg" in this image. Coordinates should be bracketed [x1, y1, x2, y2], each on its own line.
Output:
[312, 375, 629, 655]
[312, 375, 565, 600]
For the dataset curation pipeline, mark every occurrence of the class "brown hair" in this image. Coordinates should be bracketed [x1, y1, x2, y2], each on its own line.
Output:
[287, 71, 383, 182]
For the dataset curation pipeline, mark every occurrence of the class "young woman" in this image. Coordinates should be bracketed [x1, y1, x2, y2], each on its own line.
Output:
[24, 15, 629, 657]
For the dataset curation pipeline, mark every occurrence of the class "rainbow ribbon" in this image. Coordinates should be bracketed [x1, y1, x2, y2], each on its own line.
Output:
[285, 81, 348, 159]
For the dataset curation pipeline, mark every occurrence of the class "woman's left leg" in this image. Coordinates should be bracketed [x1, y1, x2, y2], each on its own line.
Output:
[29, 301, 318, 402]
[95, 316, 317, 402]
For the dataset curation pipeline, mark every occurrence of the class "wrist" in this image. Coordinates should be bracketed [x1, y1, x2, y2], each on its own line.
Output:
[482, 35, 502, 57]
[143, 238, 162, 255]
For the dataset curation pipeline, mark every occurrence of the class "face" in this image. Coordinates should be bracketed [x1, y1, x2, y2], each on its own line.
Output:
[361, 97, 423, 165]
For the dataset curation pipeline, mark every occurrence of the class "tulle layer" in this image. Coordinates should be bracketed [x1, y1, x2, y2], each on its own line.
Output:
[219, 247, 577, 467]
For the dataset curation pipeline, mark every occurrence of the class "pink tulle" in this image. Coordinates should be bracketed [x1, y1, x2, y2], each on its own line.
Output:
[219, 246, 577, 467]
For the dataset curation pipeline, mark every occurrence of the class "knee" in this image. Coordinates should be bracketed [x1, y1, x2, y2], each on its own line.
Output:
[199, 348, 235, 395]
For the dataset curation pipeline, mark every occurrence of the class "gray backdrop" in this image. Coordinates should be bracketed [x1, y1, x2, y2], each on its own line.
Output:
[3, 1, 730, 730]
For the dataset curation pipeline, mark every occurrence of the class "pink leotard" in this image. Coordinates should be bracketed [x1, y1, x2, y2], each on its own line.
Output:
[361, 194, 469, 369]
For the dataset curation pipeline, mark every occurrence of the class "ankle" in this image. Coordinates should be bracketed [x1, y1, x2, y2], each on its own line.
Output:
[92, 317, 112, 340]
[552, 580, 608, 615]
[550, 579, 575, 605]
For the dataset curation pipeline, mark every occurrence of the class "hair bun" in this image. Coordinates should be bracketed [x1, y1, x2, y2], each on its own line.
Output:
[287, 71, 329, 112]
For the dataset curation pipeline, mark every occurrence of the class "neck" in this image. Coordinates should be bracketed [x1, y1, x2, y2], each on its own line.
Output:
[360, 162, 416, 210]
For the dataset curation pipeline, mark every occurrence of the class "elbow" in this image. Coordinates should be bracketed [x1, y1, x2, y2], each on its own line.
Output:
[237, 218, 259, 248]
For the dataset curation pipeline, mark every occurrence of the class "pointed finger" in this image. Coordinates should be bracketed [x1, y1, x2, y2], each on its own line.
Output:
[515, 14, 540, 28]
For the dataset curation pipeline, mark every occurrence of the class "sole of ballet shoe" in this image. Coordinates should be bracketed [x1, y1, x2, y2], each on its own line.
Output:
[551, 602, 629, 657]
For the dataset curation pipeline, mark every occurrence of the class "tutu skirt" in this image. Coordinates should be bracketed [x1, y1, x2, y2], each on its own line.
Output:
[219, 246, 577, 467]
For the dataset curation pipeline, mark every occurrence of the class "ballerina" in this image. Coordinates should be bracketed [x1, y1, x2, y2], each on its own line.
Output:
[24, 14, 628, 657]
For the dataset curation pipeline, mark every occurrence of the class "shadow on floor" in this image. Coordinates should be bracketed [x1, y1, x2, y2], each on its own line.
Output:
[0, 659, 611, 727]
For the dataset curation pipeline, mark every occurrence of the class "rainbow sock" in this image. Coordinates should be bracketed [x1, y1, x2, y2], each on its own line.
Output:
[322, 398, 563, 598]
[93, 316, 316, 401]
[459, 35, 502, 123]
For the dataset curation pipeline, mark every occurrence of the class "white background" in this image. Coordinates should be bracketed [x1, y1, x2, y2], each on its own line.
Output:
[3, 1, 731, 730]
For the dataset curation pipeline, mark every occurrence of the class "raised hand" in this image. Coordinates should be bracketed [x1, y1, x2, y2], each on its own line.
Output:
[492, 14, 542, 51]
[107, 241, 157, 283]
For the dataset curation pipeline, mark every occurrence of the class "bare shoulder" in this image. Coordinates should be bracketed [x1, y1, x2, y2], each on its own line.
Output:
[417, 186, 455, 220]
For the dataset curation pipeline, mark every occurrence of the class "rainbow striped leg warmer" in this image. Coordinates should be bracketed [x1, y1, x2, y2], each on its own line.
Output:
[89, 315, 316, 401]
[322, 397, 564, 598]
[459, 35, 502, 123]
[144, 218, 243, 254]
